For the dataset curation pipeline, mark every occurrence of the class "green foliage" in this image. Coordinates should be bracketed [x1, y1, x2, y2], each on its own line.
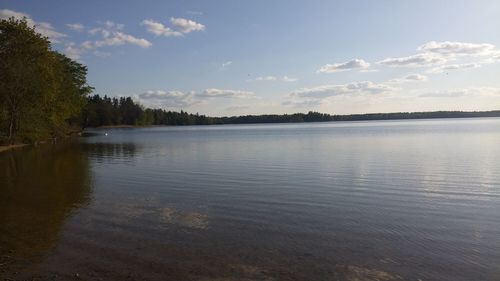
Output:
[0, 17, 91, 144]
[83, 95, 217, 127]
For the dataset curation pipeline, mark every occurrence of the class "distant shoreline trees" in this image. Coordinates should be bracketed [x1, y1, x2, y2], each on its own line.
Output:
[82, 95, 217, 127]
[83, 94, 500, 127]
[0, 17, 92, 144]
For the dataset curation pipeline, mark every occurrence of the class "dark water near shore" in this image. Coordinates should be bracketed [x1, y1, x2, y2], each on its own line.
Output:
[1, 118, 500, 281]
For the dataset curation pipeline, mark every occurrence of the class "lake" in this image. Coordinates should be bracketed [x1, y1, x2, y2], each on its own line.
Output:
[1, 118, 500, 281]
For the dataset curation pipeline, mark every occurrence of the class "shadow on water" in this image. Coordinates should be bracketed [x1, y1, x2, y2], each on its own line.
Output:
[0, 142, 92, 275]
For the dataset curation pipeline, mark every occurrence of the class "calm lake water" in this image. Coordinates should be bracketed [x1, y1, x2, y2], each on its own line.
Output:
[1, 118, 500, 281]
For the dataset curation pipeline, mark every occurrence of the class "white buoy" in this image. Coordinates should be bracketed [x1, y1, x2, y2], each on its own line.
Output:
[105, 133, 108, 136]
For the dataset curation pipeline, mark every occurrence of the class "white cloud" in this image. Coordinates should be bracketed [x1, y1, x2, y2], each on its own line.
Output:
[318, 59, 370, 73]
[419, 87, 500, 98]
[378, 53, 446, 67]
[255, 76, 277, 81]
[419, 90, 468, 98]
[404, 74, 428, 81]
[221, 61, 233, 68]
[93, 31, 152, 48]
[428, 63, 480, 74]
[64, 42, 87, 60]
[88, 22, 148, 49]
[282, 99, 323, 108]
[103, 20, 124, 30]
[170, 17, 205, 33]
[389, 74, 428, 83]
[88, 27, 108, 37]
[0, 9, 26, 20]
[66, 23, 85, 32]
[141, 19, 182, 37]
[482, 52, 500, 64]
[290, 81, 394, 100]
[379, 41, 499, 70]
[136, 90, 197, 108]
[282, 76, 298, 82]
[65, 21, 151, 60]
[0, 9, 66, 42]
[80, 40, 94, 49]
[253, 75, 297, 82]
[418, 41, 496, 57]
[135, 88, 254, 109]
[200, 89, 254, 98]
[142, 18, 205, 37]
[226, 105, 250, 111]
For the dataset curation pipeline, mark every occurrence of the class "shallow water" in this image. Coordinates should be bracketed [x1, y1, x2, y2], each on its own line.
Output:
[1, 118, 500, 281]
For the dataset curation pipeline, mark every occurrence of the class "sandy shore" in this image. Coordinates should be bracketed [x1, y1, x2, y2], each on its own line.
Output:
[0, 143, 28, 154]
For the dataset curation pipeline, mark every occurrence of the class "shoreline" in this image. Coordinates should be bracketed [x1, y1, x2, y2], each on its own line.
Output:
[85, 115, 500, 129]
[88, 124, 168, 129]
[0, 143, 29, 154]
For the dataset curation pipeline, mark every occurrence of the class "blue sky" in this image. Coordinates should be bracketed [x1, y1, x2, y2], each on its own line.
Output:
[2, 1, 500, 116]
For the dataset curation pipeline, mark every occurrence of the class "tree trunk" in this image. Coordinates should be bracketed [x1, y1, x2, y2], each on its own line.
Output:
[8, 113, 15, 144]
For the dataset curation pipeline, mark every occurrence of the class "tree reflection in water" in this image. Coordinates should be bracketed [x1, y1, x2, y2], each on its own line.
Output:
[0, 142, 92, 273]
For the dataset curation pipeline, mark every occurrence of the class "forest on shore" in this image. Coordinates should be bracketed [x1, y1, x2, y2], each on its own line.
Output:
[2, 17, 500, 145]
[84, 94, 500, 127]
[0, 18, 91, 144]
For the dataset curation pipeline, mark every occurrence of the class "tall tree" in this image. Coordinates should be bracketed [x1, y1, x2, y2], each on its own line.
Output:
[0, 17, 92, 143]
[0, 17, 52, 142]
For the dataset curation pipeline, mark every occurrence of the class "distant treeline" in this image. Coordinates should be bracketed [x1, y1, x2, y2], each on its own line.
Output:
[331, 110, 500, 121]
[83, 95, 337, 126]
[217, 111, 500, 123]
[84, 94, 500, 127]
[83, 95, 217, 127]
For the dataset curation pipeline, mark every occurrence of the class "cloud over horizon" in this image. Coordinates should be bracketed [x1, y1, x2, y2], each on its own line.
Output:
[0, 9, 66, 42]
[419, 87, 500, 98]
[379, 41, 500, 71]
[141, 17, 205, 37]
[318, 59, 370, 73]
[428, 63, 480, 74]
[65, 20, 151, 60]
[136, 90, 197, 108]
[378, 53, 446, 67]
[418, 41, 496, 57]
[284, 81, 395, 108]
[389, 74, 429, 83]
[66, 23, 84, 32]
[252, 75, 298, 82]
[199, 88, 254, 98]
[134, 88, 255, 109]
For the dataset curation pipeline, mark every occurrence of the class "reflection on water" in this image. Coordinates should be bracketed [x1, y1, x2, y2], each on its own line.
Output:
[0, 142, 91, 273]
[1, 119, 500, 281]
[82, 142, 138, 164]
